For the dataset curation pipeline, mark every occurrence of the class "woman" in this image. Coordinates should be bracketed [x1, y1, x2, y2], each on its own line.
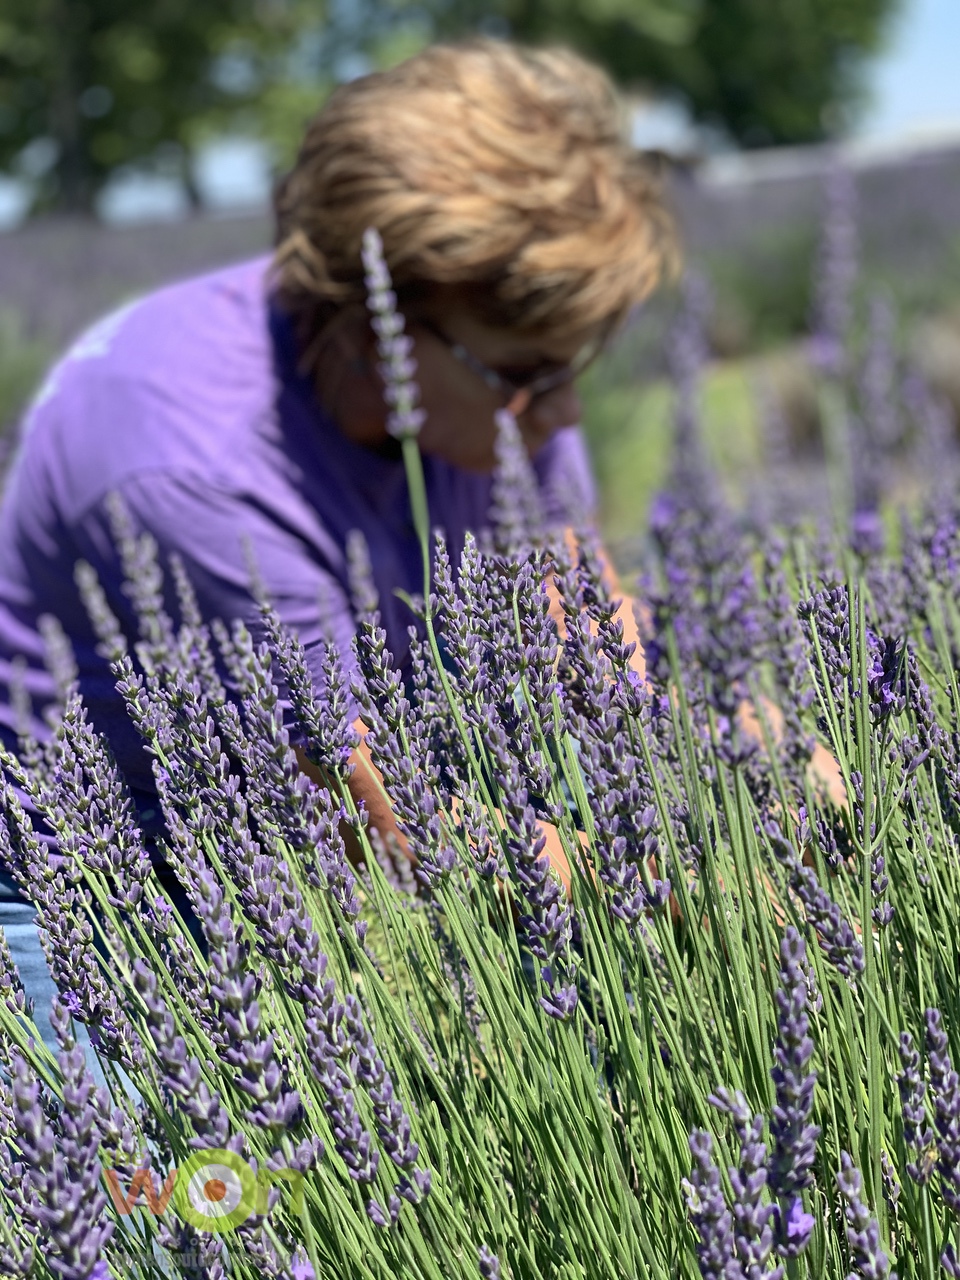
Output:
[0, 37, 674, 1043]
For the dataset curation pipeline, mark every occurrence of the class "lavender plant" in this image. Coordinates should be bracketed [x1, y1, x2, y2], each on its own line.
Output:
[1, 205, 960, 1280]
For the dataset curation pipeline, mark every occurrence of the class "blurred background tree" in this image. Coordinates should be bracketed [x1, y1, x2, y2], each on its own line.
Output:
[196, 0, 703, 173]
[246, 0, 902, 165]
[0, 0, 902, 217]
[422, 0, 901, 146]
[0, 0, 309, 215]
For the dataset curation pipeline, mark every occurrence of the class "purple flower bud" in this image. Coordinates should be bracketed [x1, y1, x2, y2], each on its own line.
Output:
[289, 1250, 317, 1279]
[397, 1167, 432, 1205]
[366, 1196, 400, 1228]
[865, 631, 906, 723]
[478, 1244, 502, 1279]
[777, 1197, 815, 1256]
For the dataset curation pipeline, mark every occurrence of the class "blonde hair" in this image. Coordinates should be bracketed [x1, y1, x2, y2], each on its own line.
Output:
[272, 36, 677, 365]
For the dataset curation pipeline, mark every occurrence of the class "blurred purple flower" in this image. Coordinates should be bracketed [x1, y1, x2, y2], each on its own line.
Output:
[362, 227, 425, 440]
[808, 162, 858, 378]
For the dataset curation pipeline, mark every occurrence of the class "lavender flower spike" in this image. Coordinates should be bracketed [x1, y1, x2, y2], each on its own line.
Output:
[287, 1249, 316, 1280]
[478, 1244, 502, 1279]
[792, 865, 865, 982]
[362, 227, 426, 439]
[924, 1007, 960, 1213]
[343, 994, 432, 1206]
[11, 999, 114, 1280]
[896, 1031, 935, 1186]
[836, 1152, 896, 1279]
[489, 407, 544, 556]
[709, 1088, 782, 1280]
[769, 927, 820, 1258]
[683, 1129, 743, 1279]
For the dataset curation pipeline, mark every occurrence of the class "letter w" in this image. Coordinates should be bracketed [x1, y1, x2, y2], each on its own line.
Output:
[104, 1167, 177, 1216]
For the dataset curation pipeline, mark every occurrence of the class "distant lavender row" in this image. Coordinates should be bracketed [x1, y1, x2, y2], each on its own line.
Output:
[4, 219, 960, 1280]
[1, 142, 958, 358]
[0, 212, 272, 351]
[675, 143, 960, 286]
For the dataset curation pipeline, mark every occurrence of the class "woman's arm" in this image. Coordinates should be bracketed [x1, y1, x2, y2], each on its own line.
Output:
[296, 727, 581, 892]
[297, 533, 843, 899]
[298, 535, 638, 893]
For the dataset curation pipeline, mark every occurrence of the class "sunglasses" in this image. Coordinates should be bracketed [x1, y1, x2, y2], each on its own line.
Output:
[415, 316, 611, 416]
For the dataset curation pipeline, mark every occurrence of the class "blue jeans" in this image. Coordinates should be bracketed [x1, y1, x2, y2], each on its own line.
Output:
[0, 862, 203, 1083]
[0, 867, 63, 1056]
[0, 867, 115, 1093]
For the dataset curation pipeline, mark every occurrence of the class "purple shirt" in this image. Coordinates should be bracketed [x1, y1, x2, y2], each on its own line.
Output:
[0, 255, 596, 831]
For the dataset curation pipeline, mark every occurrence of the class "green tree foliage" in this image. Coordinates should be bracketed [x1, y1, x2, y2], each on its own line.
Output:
[418, 0, 901, 147]
[235, 0, 698, 173]
[0, 0, 310, 215]
[254, 0, 900, 156]
[0, 0, 900, 219]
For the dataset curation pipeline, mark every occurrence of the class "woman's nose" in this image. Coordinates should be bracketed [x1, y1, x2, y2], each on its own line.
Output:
[521, 382, 583, 436]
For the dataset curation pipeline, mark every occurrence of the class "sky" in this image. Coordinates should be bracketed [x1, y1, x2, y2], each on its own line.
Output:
[857, 0, 960, 140]
[1, 0, 959, 228]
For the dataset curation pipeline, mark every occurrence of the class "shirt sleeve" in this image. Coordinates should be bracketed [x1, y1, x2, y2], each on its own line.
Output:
[73, 468, 364, 733]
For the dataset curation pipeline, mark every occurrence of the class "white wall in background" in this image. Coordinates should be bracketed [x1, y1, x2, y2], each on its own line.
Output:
[192, 137, 273, 212]
[0, 178, 30, 230]
[96, 173, 190, 224]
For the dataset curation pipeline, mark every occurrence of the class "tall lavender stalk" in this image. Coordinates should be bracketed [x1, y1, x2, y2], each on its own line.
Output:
[709, 1088, 782, 1280]
[10, 999, 113, 1279]
[361, 227, 425, 441]
[683, 1128, 742, 1279]
[896, 1031, 935, 1186]
[489, 408, 545, 557]
[836, 1153, 896, 1280]
[768, 928, 819, 1257]
[924, 1008, 960, 1214]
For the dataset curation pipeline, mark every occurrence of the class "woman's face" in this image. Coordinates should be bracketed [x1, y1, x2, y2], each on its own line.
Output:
[320, 299, 606, 472]
[407, 305, 604, 471]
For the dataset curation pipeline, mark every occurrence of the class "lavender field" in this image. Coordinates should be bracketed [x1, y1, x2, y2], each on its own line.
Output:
[2, 154, 960, 1278]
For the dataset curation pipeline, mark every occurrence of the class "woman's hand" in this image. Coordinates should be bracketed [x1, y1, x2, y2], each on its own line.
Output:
[296, 733, 584, 897]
